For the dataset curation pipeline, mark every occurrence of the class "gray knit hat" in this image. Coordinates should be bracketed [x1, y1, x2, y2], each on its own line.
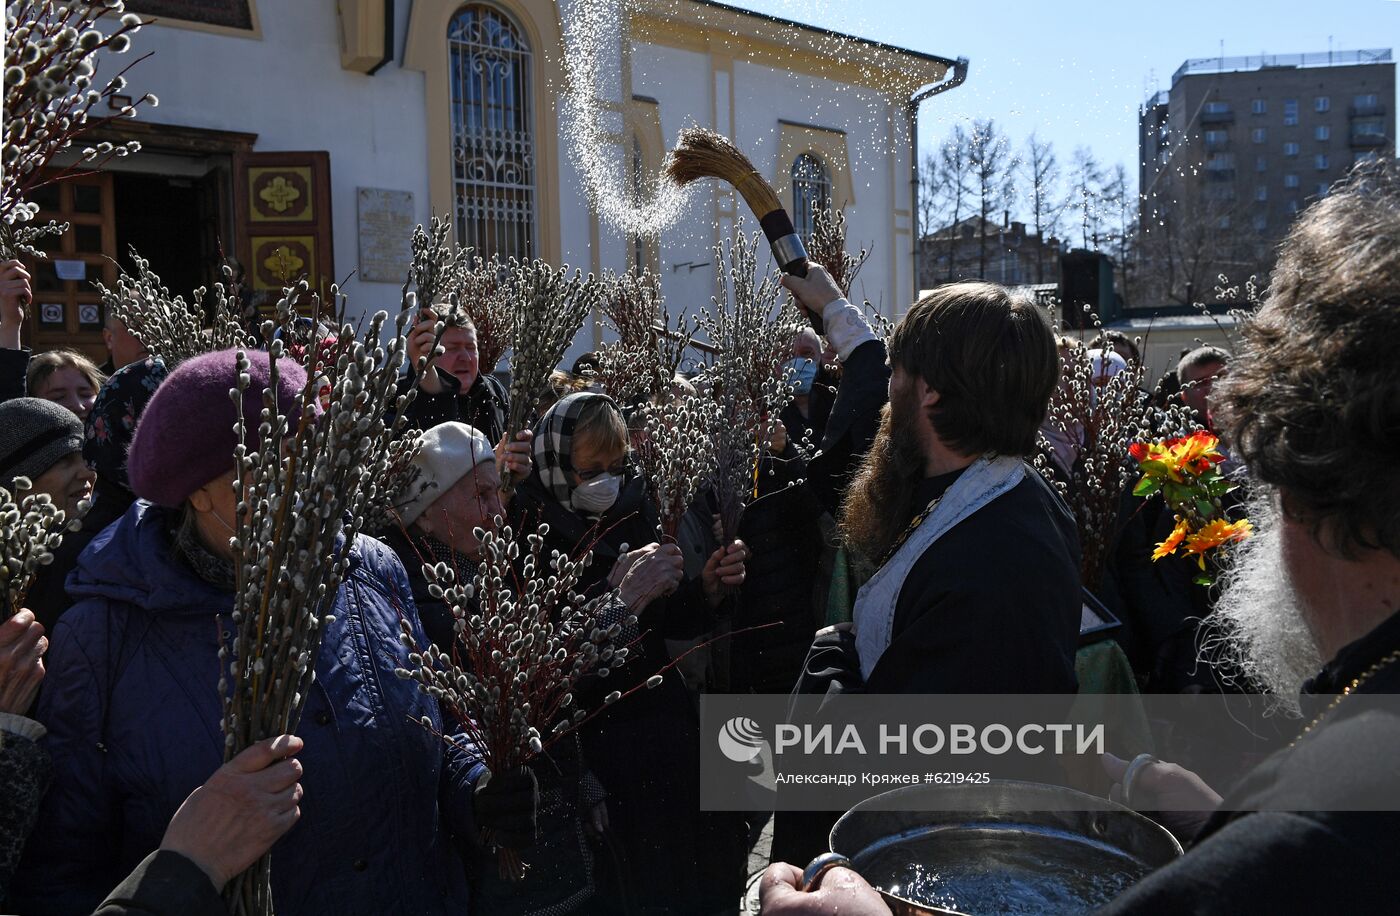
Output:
[0, 397, 85, 493]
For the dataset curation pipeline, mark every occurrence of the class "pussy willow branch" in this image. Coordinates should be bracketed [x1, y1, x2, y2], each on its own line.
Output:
[1035, 327, 1190, 591]
[805, 201, 869, 302]
[219, 280, 421, 916]
[0, 476, 81, 618]
[633, 393, 717, 541]
[592, 268, 688, 404]
[501, 260, 602, 489]
[3, 1, 156, 240]
[96, 247, 253, 366]
[694, 232, 802, 541]
[394, 521, 631, 880]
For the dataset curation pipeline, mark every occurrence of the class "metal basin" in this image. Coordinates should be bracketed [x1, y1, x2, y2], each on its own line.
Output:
[826, 781, 1182, 916]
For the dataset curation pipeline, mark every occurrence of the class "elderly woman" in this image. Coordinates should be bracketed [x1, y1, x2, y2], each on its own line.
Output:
[382, 421, 686, 914]
[11, 348, 534, 916]
[26, 348, 105, 421]
[511, 391, 747, 914]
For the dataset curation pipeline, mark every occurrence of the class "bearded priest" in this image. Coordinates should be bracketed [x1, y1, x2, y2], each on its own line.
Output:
[780, 268, 1081, 696]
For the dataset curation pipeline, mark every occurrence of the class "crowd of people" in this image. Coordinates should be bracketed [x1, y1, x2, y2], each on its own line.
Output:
[0, 158, 1396, 916]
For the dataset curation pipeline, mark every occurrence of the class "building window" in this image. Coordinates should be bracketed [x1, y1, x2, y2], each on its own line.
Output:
[1354, 150, 1380, 165]
[1287, 199, 1300, 215]
[1354, 93, 1378, 109]
[1314, 125, 1330, 142]
[1204, 101, 1231, 114]
[1251, 98, 1267, 115]
[1251, 127, 1267, 144]
[1283, 141, 1300, 157]
[1283, 98, 1298, 126]
[1204, 129, 1228, 147]
[1316, 183, 1330, 199]
[791, 152, 831, 242]
[1315, 153, 1329, 170]
[1255, 186, 1267, 202]
[1353, 118, 1386, 137]
[1256, 155, 1267, 172]
[1253, 213, 1267, 231]
[448, 3, 536, 261]
[1284, 173, 1300, 188]
[1314, 96, 1330, 113]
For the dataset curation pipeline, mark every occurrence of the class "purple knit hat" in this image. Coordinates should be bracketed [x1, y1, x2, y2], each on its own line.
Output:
[128, 348, 311, 507]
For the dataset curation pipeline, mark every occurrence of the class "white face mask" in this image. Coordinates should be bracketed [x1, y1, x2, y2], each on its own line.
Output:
[571, 472, 622, 515]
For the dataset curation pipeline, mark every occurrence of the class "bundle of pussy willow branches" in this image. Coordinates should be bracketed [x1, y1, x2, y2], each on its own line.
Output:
[1036, 328, 1173, 591]
[0, 476, 81, 618]
[633, 392, 718, 542]
[395, 521, 635, 881]
[452, 253, 513, 375]
[2, 0, 154, 258]
[695, 232, 803, 541]
[218, 281, 422, 916]
[96, 248, 253, 366]
[592, 268, 689, 404]
[501, 260, 602, 489]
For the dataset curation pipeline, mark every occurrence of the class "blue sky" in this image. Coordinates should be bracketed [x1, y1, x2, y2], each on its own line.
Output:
[731, 0, 1398, 206]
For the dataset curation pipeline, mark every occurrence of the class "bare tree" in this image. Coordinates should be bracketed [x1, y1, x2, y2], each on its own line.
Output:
[1070, 146, 1105, 250]
[916, 152, 947, 288]
[1100, 164, 1137, 303]
[967, 119, 1015, 280]
[938, 125, 972, 282]
[1019, 132, 1066, 283]
[1136, 171, 1267, 306]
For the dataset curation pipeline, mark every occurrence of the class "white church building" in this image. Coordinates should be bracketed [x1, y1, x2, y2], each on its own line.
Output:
[31, 0, 966, 367]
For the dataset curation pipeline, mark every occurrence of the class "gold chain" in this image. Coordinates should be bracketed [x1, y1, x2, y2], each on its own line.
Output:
[1290, 649, 1400, 748]
[877, 496, 943, 568]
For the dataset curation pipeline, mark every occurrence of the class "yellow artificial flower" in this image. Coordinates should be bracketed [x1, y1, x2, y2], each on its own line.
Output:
[1183, 518, 1255, 569]
[1152, 518, 1191, 561]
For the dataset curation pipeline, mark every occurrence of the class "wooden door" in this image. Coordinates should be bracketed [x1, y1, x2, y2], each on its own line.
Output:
[233, 151, 334, 321]
[25, 173, 118, 363]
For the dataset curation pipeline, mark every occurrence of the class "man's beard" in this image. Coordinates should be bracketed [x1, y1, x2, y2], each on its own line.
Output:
[840, 385, 927, 564]
[1201, 490, 1323, 713]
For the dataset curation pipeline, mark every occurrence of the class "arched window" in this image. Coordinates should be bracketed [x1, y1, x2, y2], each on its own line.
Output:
[791, 152, 831, 242]
[448, 4, 535, 260]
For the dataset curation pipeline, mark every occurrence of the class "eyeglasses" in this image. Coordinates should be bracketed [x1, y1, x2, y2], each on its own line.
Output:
[575, 459, 630, 482]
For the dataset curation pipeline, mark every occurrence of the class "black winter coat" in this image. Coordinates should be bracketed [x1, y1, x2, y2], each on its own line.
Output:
[0, 346, 27, 404]
[728, 443, 826, 694]
[865, 466, 1082, 695]
[804, 341, 888, 516]
[509, 475, 712, 913]
[25, 482, 131, 634]
[1102, 608, 1400, 914]
[396, 368, 508, 444]
[89, 852, 223, 916]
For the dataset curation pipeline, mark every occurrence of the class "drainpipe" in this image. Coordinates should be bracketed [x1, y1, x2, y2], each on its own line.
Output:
[365, 0, 395, 76]
[908, 57, 969, 303]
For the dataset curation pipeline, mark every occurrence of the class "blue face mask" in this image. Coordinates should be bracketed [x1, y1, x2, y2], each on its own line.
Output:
[784, 358, 817, 394]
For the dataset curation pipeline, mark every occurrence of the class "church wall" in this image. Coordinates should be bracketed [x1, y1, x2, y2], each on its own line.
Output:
[124, 1, 433, 312]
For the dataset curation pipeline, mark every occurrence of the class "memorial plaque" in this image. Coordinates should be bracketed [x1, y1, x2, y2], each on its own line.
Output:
[357, 188, 415, 284]
[126, 1, 255, 31]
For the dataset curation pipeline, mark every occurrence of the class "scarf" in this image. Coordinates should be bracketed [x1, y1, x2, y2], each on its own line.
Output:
[171, 506, 236, 591]
[532, 391, 622, 513]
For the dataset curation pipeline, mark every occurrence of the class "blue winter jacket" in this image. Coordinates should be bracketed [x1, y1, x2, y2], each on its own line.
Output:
[10, 502, 486, 916]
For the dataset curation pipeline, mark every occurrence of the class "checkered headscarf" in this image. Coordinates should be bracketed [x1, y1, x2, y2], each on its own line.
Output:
[532, 391, 621, 510]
